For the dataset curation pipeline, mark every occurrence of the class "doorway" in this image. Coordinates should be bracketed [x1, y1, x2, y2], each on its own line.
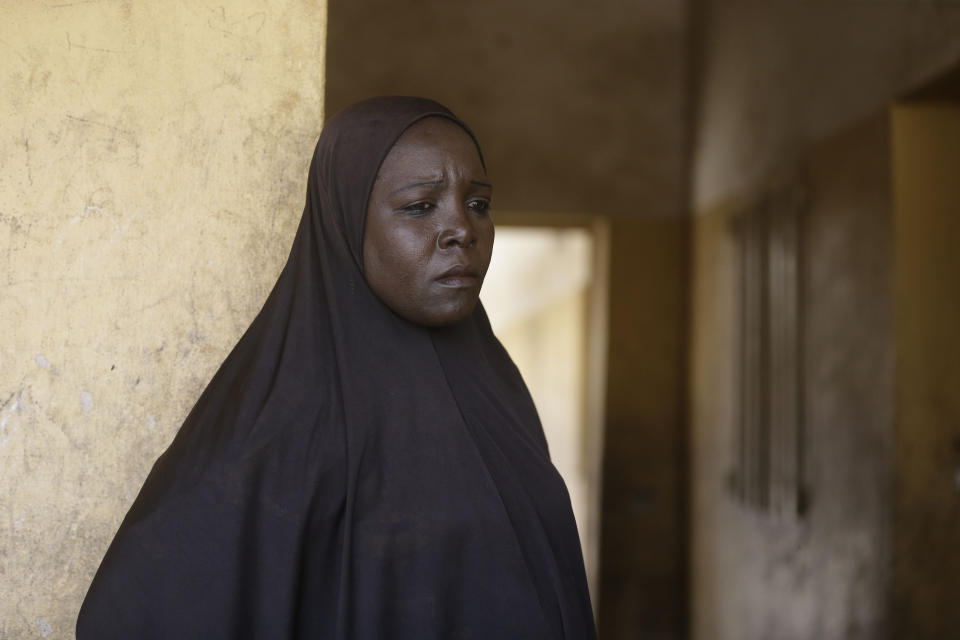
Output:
[480, 219, 610, 602]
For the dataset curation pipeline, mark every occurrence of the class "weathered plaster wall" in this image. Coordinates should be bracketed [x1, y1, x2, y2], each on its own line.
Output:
[689, 2, 960, 638]
[690, 114, 895, 640]
[0, 3, 325, 637]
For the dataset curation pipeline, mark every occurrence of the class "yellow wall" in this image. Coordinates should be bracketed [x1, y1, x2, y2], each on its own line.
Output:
[891, 102, 960, 637]
[0, 3, 325, 637]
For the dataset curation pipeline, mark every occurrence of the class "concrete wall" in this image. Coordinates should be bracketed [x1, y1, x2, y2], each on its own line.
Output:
[691, 0, 960, 210]
[688, 2, 960, 638]
[326, 0, 689, 220]
[0, 3, 325, 637]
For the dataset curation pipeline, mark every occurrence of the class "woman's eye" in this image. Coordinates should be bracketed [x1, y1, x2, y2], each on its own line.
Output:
[468, 199, 491, 214]
[401, 201, 433, 214]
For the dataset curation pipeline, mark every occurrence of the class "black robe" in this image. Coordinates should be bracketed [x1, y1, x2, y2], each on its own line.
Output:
[77, 96, 597, 639]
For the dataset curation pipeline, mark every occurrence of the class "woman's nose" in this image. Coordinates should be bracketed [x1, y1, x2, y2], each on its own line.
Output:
[437, 205, 477, 249]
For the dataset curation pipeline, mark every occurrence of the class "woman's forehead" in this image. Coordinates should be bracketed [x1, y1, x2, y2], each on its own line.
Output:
[378, 118, 486, 176]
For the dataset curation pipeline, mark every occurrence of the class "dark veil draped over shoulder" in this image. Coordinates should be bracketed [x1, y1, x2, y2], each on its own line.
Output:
[77, 97, 597, 639]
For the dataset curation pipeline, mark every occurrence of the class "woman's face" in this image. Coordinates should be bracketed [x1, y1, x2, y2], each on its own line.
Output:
[363, 117, 494, 327]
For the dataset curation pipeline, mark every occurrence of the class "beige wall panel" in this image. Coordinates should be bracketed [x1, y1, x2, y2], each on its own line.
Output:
[0, 3, 325, 637]
[891, 103, 960, 638]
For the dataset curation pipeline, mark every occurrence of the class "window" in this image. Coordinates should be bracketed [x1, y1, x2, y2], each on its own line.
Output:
[731, 182, 806, 519]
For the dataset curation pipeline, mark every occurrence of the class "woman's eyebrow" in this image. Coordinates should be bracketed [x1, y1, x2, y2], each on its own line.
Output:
[390, 178, 492, 194]
[391, 179, 442, 195]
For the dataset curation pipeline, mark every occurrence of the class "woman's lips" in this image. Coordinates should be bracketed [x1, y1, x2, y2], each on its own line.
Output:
[436, 265, 480, 287]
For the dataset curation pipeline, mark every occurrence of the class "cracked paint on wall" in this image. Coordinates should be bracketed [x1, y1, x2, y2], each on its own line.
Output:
[0, 2, 326, 637]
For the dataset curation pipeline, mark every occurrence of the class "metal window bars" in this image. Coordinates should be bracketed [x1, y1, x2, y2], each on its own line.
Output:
[730, 180, 807, 520]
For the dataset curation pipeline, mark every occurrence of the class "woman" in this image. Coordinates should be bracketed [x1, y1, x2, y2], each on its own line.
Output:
[78, 96, 597, 639]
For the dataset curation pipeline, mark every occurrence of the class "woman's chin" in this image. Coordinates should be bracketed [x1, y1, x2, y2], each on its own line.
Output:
[412, 296, 479, 328]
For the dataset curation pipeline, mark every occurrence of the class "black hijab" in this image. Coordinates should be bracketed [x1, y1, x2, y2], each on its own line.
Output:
[77, 96, 596, 639]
